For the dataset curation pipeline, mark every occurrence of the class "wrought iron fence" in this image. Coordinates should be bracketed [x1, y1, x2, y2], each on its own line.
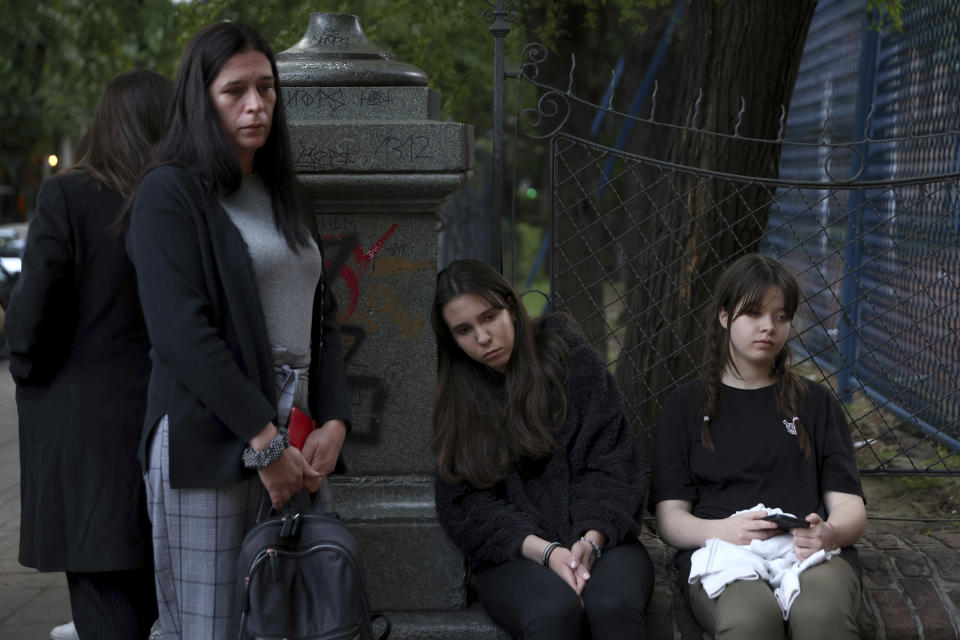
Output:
[488, 0, 960, 480]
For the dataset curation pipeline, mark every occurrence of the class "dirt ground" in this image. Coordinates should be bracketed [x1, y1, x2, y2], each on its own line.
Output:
[851, 415, 960, 537]
[861, 474, 960, 536]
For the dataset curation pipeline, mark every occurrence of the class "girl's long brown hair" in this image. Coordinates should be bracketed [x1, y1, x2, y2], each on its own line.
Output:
[432, 260, 568, 488]
[700, 254, 811, 456]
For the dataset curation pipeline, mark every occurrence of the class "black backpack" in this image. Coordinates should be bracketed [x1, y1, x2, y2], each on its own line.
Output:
[235, 504, 390, 640]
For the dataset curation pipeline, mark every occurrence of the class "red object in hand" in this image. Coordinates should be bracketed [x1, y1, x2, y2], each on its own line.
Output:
[289, 407, 319, 450]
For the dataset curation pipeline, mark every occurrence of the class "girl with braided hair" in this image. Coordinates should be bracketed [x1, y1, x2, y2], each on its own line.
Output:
[651, 253, 867, 640]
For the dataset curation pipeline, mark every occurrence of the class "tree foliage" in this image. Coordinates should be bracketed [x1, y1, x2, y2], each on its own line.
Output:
[0, 0, 180, 209]
[0, 0, 511, 204]
[0, 0, 904, 216]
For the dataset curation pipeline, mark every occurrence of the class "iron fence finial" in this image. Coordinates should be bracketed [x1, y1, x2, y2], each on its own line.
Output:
[691, 88, 703, 130]
[733, 96, 746, 137]
[863, 102, 875, 141]
[607, 69, 617, 111]
[819, 102, 832, 145]
[649, 81, 658, 121]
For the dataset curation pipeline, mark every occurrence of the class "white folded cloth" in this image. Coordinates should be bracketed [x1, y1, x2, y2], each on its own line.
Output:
[688, 504, 839, 619]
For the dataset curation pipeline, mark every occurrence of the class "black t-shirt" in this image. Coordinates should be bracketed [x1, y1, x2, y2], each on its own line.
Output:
[650, 378, 864, 588]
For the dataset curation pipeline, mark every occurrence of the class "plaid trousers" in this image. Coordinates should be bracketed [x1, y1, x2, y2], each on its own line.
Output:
[144, 416, 260, 640]
[144, 353, 326, 638]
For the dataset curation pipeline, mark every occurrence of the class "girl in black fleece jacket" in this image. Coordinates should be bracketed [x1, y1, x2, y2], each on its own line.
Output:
[432, 259, 653, 639]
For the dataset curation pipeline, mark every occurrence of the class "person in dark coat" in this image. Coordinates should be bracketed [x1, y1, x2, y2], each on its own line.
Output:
[7, 68, 172, 640]
[432, 260, 655, 640]
[125, 22, 352, 640]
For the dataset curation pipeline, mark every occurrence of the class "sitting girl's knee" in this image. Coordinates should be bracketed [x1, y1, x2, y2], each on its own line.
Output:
[523, 594, 584, 639]
[583, 590, 643, 621]
[715, 600, 784, 638]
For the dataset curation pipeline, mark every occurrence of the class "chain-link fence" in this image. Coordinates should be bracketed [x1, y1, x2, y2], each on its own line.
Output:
[497, 0, 960, 478]
[764, 0, 960, 476]
[551, 133, 959, 476]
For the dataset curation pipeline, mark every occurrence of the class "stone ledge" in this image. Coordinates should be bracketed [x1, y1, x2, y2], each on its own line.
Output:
[380, 605, 509, 640]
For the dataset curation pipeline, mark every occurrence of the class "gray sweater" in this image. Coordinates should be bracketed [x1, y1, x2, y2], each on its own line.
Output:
[220, 174, 322, 356]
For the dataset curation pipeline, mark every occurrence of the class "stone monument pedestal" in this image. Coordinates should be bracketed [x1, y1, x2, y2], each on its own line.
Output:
[279, 13, 504, 638]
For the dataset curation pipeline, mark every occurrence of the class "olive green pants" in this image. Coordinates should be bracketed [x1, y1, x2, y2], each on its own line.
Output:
[689, 558, 861, 640]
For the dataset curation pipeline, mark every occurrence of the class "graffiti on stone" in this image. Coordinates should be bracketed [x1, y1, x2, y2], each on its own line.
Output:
[295, 137, 360, 171]
[307, 24, 350, 47]
[286, 88, 348, 115]
[367, 282, 427, 341]
[338, 324, 407, 444]
[315, 215, 357, 236]
[359, 89, 392, 107]
[374, 135, 436, 162]
[322, 225, 417, 441]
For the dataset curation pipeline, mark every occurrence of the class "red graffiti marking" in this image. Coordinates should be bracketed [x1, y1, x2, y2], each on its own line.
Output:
[323, 224, 398, 318]
[352, 224, 397, 278]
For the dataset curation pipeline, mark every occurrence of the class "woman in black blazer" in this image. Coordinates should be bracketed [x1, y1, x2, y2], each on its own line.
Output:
[7, 68, 172, 640]
[125, 22, 352, 640]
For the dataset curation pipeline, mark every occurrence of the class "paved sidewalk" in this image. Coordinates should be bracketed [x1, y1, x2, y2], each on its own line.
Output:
[0, 369, 72, 639]
[856, 529, 960, 638]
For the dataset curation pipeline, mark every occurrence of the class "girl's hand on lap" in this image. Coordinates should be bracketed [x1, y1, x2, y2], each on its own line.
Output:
[791, 513, 833, 560]
[569, 539, 595, 581]
[718, 510, 780, 545]
[547, 546, 587, 598]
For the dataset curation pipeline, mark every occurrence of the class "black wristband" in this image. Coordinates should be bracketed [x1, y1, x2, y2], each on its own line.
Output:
[541, 541, 561, 566]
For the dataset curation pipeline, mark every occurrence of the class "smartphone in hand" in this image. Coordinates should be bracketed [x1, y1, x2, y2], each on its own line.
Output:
[762, 513, 811, 531]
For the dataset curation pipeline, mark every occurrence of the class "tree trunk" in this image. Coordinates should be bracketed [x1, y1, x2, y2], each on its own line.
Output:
[613, 0, 818, 460]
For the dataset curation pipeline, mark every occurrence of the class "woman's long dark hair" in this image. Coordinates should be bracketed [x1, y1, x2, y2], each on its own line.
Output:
[119, 21, 309, 249]
[701, 253, 811, 456]
[73, 68, 172, 197]
[432, 260, 569, 488]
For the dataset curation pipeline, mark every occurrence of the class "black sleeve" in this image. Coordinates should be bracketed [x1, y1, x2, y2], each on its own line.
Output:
[310, 239, 352, 430]
[650, 385, 699, 507]
[564, 336, 644, 546]
[6, 177, 76, 385]
[814, 383, 864, 500]
[127, 168, 275, 442]
[435, 477, 544, 566]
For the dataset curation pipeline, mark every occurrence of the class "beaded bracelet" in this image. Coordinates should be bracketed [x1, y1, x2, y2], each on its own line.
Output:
[541, 541, 561, 566]
[579, 536, 602, 561]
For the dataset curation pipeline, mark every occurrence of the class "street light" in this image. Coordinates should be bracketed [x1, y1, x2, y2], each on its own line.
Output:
[47, 154, 59, 168]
